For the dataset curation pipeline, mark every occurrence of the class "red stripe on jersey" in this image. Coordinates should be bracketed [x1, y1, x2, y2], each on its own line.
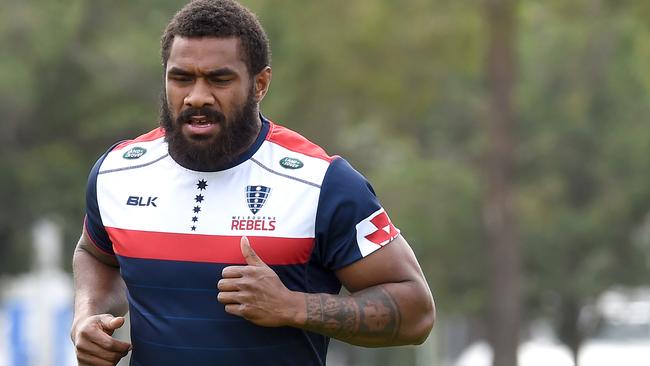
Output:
[106, 227, 314, 265]
[266, 122, 334, 162]
[113, 128, 166, 151]
[83, 216, 116, 256]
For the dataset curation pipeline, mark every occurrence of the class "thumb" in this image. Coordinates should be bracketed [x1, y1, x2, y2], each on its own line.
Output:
[100, 315, 125, 333]
[241, 236, 265, 266]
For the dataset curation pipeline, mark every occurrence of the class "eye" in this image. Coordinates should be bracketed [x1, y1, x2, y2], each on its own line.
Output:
[169, 74, 193, 83]
[210, 77, 233, 85]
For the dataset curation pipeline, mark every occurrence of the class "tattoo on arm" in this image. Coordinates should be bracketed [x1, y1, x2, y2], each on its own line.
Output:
[304, 286, 401, 344]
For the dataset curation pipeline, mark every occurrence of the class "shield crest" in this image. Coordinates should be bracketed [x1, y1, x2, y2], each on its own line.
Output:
[246, 185, 271, 214]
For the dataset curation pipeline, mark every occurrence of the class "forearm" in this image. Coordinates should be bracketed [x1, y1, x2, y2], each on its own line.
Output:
[72, 247, 128, 324]
[218, 236, 435, 345]
[294, 281, 434, 347]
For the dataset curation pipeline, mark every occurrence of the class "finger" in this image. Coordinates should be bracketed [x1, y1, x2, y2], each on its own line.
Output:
[78, 350, 128, 366]
[77, 339, 130, 365]
[217, 291, 240, 304]
[224, 303, 245, 317]
[241, 236, 265, 266]
[105, 316, 125, 331]
[88, 332, 132, 353]
[83, 325, 132, 353]
[78, 319, 131, 353]
[217, 278, 240, 292]
[222, 265, 246, 278]
[77, 348, 128, 366]
[92, 336, 132, 353]
[77, 352, 121, 366]
[98, 315, 125, 337]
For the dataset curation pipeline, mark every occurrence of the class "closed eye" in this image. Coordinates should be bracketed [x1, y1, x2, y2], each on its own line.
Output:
[209, 77, 234, 85]
[169, 75, 193, 82]
[167, 67, 195, 82]
[206, 68, 237, 85]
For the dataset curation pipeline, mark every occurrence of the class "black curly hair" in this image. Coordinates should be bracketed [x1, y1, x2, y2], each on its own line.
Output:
[161, 0, 270, 75]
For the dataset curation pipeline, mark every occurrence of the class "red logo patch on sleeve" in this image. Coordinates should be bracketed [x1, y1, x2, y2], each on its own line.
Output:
[364, 211, 399, 245]
[355, 208, 400, 257]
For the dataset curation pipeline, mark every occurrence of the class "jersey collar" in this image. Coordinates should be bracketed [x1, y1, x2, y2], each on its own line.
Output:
[213, 114, 270, 171]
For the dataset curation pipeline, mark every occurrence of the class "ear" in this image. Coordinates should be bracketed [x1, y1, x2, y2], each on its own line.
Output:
[253, 66, 272, 102]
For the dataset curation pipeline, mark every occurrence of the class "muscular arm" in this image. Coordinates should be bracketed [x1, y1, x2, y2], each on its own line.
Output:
[72, 227, 128, 325]
[219, 235, 435, 347]
[298, 235, 435, 346]
[71, 227, 131, 366]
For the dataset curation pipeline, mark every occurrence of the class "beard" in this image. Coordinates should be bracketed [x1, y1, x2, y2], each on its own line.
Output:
[160, 88, 259, 171]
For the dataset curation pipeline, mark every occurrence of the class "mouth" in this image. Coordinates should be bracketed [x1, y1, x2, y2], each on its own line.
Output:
[182, 115, 221, 138]
[187, 116, 216, 127]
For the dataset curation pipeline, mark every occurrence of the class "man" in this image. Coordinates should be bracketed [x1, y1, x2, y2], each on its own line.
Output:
[70, 1, 435, 365]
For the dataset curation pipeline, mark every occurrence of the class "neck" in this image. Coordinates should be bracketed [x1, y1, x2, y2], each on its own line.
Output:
[232, 113, 262, 157]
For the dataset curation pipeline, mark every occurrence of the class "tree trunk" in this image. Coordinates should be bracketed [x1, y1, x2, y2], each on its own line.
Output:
[557, 297, 583, 366]
[483, 1, 521, 366]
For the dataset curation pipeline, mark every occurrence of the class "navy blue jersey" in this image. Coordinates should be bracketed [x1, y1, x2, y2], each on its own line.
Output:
[85, 118, 399, 365]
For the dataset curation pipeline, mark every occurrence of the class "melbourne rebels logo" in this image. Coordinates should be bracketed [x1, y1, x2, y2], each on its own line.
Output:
[231, 185, 276, 231]
[246, 185, 271, 214]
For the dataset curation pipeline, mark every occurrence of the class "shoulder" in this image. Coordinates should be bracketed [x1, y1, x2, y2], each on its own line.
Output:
[112, 127, 166, 151]
[94, 127, 168, 174]
[254, 120, 337, 188]
[257, 120, 372, 191]
[322, 157, 371, 190]
[264, 121, 334, 163]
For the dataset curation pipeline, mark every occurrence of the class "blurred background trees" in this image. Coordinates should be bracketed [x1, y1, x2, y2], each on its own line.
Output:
[1, 0, 649, 364]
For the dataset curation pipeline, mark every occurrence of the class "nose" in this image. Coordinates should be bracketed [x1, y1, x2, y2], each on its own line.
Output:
[184, 78, 215, 108]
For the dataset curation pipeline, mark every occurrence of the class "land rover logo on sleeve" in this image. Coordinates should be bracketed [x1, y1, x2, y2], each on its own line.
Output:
[123, 146, 147, 159]
[246, 185, 271, 214]
[279, 157, 304, 169]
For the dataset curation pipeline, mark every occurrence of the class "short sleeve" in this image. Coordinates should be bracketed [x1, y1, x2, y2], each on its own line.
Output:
[314, 157, 399, 270]
[84, 147, 116, 256]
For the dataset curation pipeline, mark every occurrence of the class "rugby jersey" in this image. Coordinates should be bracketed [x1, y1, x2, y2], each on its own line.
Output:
[84, 117, 399, 366]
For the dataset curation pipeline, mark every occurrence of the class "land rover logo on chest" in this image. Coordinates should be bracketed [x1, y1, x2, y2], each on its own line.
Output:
[279, 157, 304, 169]
[123, 146, 147, 159]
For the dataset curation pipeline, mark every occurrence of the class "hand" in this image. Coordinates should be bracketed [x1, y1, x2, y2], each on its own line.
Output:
[217, 236, 304, 327]
[71, 314, 132, 366]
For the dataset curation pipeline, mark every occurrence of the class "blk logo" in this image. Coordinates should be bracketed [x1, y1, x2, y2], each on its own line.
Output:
[126, 196, 158, 207]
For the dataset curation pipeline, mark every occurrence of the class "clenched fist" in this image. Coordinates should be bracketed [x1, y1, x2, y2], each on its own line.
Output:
[71, 314, 131, 366]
